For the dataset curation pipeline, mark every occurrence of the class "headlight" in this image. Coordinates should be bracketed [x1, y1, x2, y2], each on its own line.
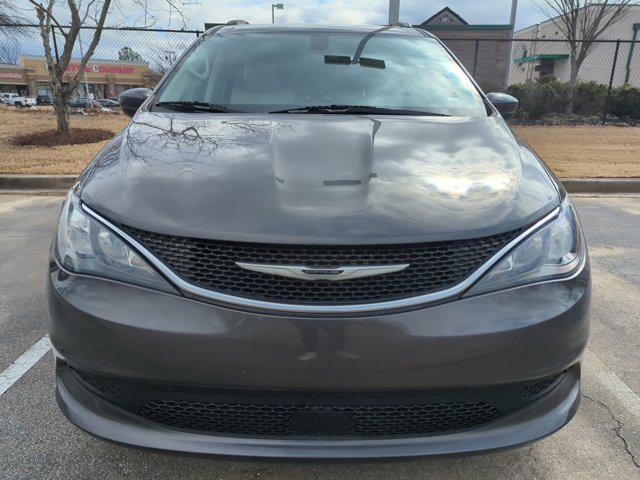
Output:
[55, 190, 176, 293]
[465, 198, 586, 296]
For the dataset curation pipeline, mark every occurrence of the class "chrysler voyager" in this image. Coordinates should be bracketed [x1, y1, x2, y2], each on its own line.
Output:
[47, 23, 590, 458]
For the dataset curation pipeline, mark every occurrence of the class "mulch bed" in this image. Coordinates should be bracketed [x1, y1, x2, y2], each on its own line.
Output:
[11, 128, 114, 147]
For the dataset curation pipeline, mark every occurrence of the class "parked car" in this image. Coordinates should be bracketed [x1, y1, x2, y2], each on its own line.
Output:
[36, 94, 52, 105]
[1, 92, 19, 104]
[96, 98, 119, 108]
[68, 98, 97, 108]
[49, 23, 590, 458]
[10, 95, 37, 107]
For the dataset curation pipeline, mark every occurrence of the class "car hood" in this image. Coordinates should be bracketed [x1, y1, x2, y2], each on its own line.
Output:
[80, 112, 560, 244]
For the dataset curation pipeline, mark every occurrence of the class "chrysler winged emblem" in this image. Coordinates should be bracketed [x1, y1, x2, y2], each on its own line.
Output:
[235, 263, 410, 281]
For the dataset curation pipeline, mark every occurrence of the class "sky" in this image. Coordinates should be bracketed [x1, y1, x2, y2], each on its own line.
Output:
[12, 0, 547, 31]
[3, 0, 549, 69]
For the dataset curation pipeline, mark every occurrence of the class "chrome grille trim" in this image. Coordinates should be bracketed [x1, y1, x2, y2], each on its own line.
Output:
[81, 204, 560, 314]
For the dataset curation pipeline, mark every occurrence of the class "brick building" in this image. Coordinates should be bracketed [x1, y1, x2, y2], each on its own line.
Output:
[0, 56, 158, 97]
[416, 7, 512, 89]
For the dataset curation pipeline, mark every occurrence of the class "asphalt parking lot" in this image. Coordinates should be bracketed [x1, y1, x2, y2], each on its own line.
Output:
[1, 193, 639, 480]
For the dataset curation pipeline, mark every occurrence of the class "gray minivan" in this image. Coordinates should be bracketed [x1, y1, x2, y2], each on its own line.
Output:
[48, 23, 590, 458]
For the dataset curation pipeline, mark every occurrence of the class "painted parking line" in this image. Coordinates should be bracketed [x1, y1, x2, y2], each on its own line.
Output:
[587, 351, 640, 420]
[0, 335, 51, 397]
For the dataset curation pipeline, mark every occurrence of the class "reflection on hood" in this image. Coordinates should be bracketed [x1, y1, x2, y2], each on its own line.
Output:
[81, 112, 559, 244]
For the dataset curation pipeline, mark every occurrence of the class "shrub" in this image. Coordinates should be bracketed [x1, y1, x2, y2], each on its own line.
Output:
[572, 81, 607, 115]
[507, 77, 563, 119]
[506, 83, 535, 118]
[536, 76, 568, 113]
[506, 83, 529, 102]
[481, 83, 506, 94]
[527, 82, 559, 118]
[609, 84, 640, 119]
[504, 78, 610, 119]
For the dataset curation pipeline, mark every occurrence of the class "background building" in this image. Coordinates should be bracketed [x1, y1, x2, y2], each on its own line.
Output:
[510, 5, 640, 87]
[0, 56, 156, 97]
[417, 7, 513, 89]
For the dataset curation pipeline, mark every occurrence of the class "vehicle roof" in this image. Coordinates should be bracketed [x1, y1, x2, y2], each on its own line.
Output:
[212, 23, 433, 38]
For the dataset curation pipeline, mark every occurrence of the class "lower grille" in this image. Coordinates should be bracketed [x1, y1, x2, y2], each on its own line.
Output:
[77, 372, 121, 396]
[139, 400, 500, 437]
[69, 367, 567, 439]
[521, 374, 562, 398]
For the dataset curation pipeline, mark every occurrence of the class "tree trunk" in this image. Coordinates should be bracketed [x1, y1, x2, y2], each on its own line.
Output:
[50, 77, 69, 134]
[566, 56, 579, 114]
[54, 98, 69, 133]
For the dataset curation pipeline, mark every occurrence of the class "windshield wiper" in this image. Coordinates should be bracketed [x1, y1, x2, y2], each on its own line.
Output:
[155, 101, 239, 113]
[270, 104, 449, 116]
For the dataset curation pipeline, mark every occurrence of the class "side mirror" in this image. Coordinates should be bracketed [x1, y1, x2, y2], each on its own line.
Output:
[486, 92, 518, 120]
[119, 88, 152, 117]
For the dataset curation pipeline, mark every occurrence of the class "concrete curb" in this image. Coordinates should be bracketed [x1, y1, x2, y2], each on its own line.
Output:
[560, 178, 640, 194]
[1, 174, 640, 194]
[0, 174, 77, 190]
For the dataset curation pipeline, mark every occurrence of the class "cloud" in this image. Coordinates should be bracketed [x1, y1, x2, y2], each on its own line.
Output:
[183, 0, 543, 29]
[12, 0, 546, 30]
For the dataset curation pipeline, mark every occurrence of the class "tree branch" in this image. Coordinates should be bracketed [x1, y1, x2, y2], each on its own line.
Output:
[25, 0, 67, 35]
[64, 0, 112, 95]
[34, 0, 55, 73]
[26, 0, 188, 133]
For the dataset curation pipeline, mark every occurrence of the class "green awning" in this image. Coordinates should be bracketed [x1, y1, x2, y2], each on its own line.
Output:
[514, 54, 569, 64]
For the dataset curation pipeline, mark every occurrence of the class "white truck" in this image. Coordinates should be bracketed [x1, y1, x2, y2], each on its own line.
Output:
[1, 92, 19, 104]
[5, 95, 37, 107]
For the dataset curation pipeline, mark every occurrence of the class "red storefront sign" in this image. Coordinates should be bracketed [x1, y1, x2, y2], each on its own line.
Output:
[66, 64, 135, 74]
[0, 71, 22, 79]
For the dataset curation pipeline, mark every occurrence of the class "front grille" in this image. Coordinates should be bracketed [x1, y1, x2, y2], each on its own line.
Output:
[123, 226, 521, 305]
[138, 400, 500, 437]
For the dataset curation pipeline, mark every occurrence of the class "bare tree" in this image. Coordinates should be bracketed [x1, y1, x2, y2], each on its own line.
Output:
[0, 36, 20, 64]
[1, 0, 29, 38]
[27, 0, 113, 133]
[148, 42, 188, 74]
[1, 0, 25, 24]
[534, 0, 638, 113]
[26, 0, 186, 134]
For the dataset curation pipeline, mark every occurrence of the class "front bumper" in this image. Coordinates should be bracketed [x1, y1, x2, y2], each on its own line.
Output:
[55, 360, 581, 458]
[47, 257, 590, 457]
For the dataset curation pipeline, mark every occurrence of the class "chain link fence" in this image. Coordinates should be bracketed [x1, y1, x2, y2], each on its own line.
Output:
[439, 36, 640, 121]
[0, 24, 639, 120]
[0, 24, 200, 100]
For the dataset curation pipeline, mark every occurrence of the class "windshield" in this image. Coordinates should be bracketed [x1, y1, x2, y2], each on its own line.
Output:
[155, 29, 487, 117]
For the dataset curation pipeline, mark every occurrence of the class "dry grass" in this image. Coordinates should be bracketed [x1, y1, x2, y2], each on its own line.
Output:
[513, 125, 640, 178]
[0, 105, 638, 177]
[0, 105, 128, 174]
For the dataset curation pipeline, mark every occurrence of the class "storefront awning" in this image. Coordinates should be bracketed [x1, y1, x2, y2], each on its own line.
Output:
[514, 53, 569, 64]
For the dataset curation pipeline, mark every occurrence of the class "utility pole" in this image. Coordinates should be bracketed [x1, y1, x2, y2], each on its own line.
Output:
[509, 0, 518, 27]
[504, 0, 519, 88]
[389, 0, 400, 24]
[272, 3, 284, 24]
[77, 29, 91, 99]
